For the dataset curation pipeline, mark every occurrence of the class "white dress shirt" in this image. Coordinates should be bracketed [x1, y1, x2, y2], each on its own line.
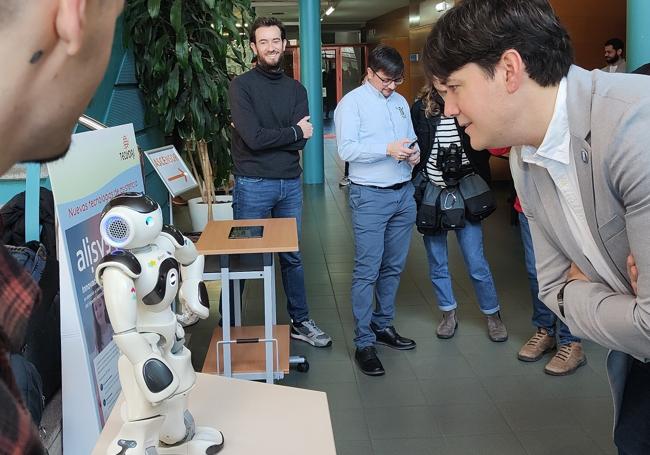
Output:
[519, 78, 628, 293]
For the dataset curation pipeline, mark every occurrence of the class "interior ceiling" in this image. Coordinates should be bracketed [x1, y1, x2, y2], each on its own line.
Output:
[251, 0, 410, 28]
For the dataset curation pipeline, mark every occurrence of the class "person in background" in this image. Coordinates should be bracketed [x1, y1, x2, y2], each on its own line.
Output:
[411, 83, 507, 342]
[490, 148, 585, 375]
[602, 38, 627, 73]
[335, 45, 419, 376]
[228, 16, 332, 348]
[0, 1, 126, 453]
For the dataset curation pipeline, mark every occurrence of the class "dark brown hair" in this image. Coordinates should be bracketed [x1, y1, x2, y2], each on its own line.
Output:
[249, 17, 286, 43]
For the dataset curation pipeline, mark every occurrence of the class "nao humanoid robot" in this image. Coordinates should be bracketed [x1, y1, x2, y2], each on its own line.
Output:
[95, 193, 224, 454]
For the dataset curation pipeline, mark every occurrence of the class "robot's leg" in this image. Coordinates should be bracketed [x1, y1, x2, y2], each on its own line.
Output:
[105, 415, 164, 455]
[107, 356, 166, 454]
[157, 393, 224, 454]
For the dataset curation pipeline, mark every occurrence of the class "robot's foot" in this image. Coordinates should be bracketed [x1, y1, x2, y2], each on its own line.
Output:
[158, 427, 224, 455]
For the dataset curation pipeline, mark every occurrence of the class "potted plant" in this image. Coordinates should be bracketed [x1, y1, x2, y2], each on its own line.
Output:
[124, 0, 254, 230]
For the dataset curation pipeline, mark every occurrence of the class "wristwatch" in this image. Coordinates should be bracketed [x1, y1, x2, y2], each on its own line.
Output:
[557, 279, 579, 317]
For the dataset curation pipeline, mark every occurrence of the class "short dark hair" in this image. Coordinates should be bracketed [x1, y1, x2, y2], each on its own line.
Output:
[368, 44, 404, 79]
[249, 17, 286, 43]
[605, 38, 624, 52]
[424, 0, 574, 87]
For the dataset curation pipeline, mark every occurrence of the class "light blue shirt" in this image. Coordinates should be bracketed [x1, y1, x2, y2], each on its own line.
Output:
[334, 82, 416, 187]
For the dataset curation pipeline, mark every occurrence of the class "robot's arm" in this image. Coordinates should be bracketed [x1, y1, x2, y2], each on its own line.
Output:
[96, 253, 179, 403]
[158, 225, 210, 320]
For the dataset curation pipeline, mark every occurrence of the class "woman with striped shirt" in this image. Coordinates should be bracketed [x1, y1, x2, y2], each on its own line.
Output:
[411, 82, 507, 342]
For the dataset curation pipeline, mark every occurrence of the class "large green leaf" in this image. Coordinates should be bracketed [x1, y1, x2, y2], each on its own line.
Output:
[170, 0, 183, 34]
[147, 0, 161, 18]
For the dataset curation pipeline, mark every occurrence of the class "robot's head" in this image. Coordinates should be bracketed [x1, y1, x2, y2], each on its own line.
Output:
[100, 193, 163, 249]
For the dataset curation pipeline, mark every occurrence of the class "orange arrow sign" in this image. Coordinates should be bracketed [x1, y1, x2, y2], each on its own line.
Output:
[168, 168, 188, 182]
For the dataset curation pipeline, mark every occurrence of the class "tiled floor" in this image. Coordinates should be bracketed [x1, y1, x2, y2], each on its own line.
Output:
[185, 122, 617, 455]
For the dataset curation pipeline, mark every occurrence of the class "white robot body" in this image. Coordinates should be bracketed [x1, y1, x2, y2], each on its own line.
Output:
[95, 193, 223, 455]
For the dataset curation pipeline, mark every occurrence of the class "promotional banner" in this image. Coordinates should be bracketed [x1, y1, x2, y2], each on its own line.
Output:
[47, 124, 144, 454]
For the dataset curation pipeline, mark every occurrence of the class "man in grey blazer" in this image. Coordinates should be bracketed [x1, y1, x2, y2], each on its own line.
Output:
[423, 1, 650, 453]
[602, 38, 627, 73]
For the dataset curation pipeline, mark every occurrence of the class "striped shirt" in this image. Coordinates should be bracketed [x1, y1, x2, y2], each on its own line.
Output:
[425, 117, 469, 187]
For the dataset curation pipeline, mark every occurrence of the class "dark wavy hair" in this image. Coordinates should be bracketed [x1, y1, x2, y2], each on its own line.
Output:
[250, 16, 286, 43]
[424, 0, 574, 87]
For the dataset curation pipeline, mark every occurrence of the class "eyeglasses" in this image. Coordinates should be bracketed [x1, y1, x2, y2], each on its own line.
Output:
[371, 69, 404, 86]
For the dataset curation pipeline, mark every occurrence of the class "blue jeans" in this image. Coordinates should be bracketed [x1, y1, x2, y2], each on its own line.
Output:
[423, 220, 499, 314]
[233, 176, 309, 322]
[349, 183, 416, 348]
[519, 212, 579, 345]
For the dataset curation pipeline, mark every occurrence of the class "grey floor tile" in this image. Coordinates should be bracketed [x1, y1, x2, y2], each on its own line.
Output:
[479, 374, 560, 402]
[497, 398, 581, 432]
[430, 402, 511, 436]
[452, 334, 519, 357]
[335, 440, 374, 455]
[443, 433, 527, 455]
[358, 379, 427, 408]
[407, 354, 476, 380]
[307, 382, 364, 411]
[372, 437, 447, 455]
[517, 429, 604, 455]
[365, 406, 440, 440]
[330, 408, 370, 442]
[419, 377, 493, 406]
[408, 336, 463, 358]
[464, 351, 542, 377]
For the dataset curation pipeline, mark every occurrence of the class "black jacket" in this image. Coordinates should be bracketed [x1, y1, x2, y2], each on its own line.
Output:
[410, 96, 491, 185]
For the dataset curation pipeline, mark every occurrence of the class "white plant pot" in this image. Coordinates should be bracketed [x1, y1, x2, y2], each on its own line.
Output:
[187, 195, 234, 232]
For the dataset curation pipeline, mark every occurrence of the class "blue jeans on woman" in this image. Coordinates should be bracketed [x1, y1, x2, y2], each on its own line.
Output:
[519, 212, 579, 345]
[423, 220, 499, 314]
[232, 175, 309, 323]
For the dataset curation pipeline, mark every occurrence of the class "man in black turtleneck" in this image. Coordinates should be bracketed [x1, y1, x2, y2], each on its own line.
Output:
[228, 17, 332, 348]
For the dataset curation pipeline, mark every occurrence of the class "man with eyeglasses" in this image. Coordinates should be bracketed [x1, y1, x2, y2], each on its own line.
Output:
[334, 45, 419, 376]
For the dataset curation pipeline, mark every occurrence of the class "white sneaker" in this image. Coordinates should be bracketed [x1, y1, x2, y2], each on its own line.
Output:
[290, 319, 332, 347]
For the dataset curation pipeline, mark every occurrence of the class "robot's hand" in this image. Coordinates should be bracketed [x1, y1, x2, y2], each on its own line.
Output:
[178, 279, 210, 320]
[133, 353, 180, 404]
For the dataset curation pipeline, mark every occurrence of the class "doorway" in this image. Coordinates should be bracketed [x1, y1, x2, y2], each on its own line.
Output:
[285, 44, 368, 120]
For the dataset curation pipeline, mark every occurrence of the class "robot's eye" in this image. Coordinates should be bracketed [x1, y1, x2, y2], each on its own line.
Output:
[145, 216, 154, 226]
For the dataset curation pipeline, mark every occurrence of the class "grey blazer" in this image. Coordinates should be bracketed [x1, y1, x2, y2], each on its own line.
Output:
[601, 58, 627, 73]
[511, 65, 650, 425]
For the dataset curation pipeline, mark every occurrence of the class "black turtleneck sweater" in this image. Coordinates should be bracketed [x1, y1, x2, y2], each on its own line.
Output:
[228, 66, 309, 178]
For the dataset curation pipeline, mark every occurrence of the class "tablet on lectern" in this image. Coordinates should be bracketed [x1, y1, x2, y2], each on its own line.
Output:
[228, 226, 264, 239]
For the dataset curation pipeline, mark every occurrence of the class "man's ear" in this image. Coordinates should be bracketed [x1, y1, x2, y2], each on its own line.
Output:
[250, 42, 258, 56]
[501, 49, 524, 94]
[55, 0, 87, 56]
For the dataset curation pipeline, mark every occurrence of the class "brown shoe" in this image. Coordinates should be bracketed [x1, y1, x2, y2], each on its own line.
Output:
[544, 342, 587, 376]
[436, 310, 458, 339]
[517, 328, 556, 362]
[486, 312, 508, 342]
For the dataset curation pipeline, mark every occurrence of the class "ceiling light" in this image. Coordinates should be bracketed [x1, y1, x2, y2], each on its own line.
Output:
[435, 2, 449, 12]
[325, 5, 335, 15]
